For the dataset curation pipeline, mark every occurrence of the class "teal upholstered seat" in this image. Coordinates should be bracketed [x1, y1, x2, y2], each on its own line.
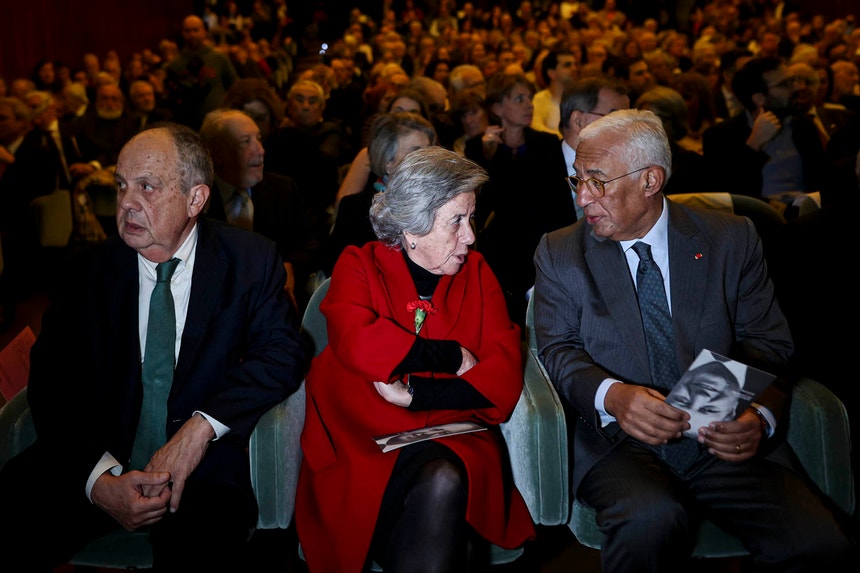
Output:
[524, 295, 855, 557]
[0, 370, 305, 569]
[300, 278, 569, 568]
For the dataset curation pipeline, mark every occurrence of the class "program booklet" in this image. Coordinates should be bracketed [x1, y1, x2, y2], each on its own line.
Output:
[373, 421, 487, 453]
[665, 349, 776, 438]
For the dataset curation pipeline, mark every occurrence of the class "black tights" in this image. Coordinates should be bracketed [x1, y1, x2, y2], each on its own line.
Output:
[371, 457, 487, 572]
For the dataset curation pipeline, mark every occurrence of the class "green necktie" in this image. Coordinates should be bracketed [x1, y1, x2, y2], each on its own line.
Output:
[129, 258, 180, 470]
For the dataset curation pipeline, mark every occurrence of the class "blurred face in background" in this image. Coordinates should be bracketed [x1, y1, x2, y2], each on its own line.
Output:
[96, 84, 124, 120]
[287, 83, 325, 127]
[129, 81, 156, 113]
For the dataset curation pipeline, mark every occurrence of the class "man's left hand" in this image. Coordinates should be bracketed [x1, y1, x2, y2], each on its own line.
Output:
[698, 409, 763, 461]
[141, 414, 214, 511]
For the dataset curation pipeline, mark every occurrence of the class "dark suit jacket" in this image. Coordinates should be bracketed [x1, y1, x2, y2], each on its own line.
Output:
[207, 172, 325, 300]
[701, 112, 829, 198]
[532, 199, 794, 492]
[25, 217, 308, 498]
[465, 127, 574, 323]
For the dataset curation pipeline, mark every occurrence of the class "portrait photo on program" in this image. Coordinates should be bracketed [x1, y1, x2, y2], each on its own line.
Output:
[665, 349, 776, 438]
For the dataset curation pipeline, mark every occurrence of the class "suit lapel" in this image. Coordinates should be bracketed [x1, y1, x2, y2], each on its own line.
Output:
[666, 203, 709, 367]
[173, 219, 228, 387]
[585, 233, 652, 377]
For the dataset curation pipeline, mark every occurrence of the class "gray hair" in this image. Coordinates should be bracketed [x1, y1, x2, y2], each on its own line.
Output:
[139, 122, 213, 194]
[367, 111, 438, 177]
[199, 108, 252, 159]
[578, 109, 672, 181]
[370, 146, 488, 247]
[635, 86, 690, 141]
[559, 76, 629, 132]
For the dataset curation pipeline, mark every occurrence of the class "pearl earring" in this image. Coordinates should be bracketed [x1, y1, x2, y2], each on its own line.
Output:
[410, 242, 416, 250]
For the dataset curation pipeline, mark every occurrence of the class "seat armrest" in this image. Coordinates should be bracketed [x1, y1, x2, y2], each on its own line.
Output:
[786, 377, 855, 515]
[500, 344, 569, 526]
[249, 382, 306, 529]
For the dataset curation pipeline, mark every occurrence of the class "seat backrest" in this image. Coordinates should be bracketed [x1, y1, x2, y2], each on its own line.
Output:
[301, 277, 330, 357]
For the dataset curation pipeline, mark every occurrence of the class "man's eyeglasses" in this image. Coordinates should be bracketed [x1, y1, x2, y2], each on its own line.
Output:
[566, 166, 651, 197]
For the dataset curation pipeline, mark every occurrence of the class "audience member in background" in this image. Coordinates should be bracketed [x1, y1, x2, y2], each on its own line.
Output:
[0, 96, 56, 327]
[450, 88, 488, 156]
[22, 90, 82, 192]
[221, 77, 286, 150]
[610, 55, 655, 107]
[164, 14, 238, 130]
[9, 78, 36, 100]
[325, 112, 436, 276]
[200, 109, 323, 313]
[448, 64, 486, 100]
[410, 76, 458, 149]
[828, 60, 860, 113]
[702, 57, 830, 211]
[643, 49, 676, 88]
[72, 82, 139, 174]
[267, 79, 347, 233]
[31, 59, 64, 94]
[671, 71, 718, 154]
[335, 90, 433, 206]
[297, 146, 536, 572]
[531, 47, 578, 138]
[788, 62, 855, 148]
[464, 72, 569, 327]
[58, 81, 90, 126]
[636, 85, 707, 196]
[712, 48, 752, 120]
[558, 76, 631, 220]
[0, 123, 308, 571]
[326, 53, 366, 152]
[128, 79, 173, 132]
[533, 109, 854, 573]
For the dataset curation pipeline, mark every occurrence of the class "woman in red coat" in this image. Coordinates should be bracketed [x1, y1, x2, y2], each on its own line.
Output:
[296, 146, 536, 571]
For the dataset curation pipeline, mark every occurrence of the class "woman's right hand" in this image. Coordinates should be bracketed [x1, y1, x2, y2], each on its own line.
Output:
[481, 125, 505, 159]
[457, 347, 478, 376]
[373, 380, 413, 408]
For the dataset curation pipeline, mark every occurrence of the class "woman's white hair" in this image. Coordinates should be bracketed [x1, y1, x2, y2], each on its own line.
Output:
[370, 146, 488, 247]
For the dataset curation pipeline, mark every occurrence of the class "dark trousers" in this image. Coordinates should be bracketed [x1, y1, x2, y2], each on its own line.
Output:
[0, 442, 257, 572]
[578, 440, 855, 573]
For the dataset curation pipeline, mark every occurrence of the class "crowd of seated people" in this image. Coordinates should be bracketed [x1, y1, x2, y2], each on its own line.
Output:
[2, 2, 860, 572]
[1, 1, 859, 325]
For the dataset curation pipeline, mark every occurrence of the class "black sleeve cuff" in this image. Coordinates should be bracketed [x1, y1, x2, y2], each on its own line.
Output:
[393, 338, 462, 375]
[407, 375, 493, 411]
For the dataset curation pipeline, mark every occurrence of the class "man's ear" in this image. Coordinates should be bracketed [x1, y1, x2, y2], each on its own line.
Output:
[643, 166, 666, 196]
[188, 183, 210, 217]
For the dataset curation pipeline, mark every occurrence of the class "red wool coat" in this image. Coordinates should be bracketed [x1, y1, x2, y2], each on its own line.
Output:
[296, 242, 536, 572]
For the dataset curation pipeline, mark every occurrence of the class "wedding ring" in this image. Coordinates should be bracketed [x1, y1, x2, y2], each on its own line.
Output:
[735, 444, 742, 453]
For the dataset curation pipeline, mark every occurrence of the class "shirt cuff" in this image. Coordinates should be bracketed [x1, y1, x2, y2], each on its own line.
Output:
[194, 410, 229, 440]
[750, 402, 776, 438]
[86, 451, 122, 502]
[596, 378, 621, 427]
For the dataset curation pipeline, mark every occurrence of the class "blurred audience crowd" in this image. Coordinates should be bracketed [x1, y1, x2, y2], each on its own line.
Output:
[1, 0, 859, 335]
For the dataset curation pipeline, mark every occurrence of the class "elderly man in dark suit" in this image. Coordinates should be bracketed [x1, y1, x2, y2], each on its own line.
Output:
[532, 109, 853, 572]
[199, 109, 324, 313]
[0, 123, 308, 571]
